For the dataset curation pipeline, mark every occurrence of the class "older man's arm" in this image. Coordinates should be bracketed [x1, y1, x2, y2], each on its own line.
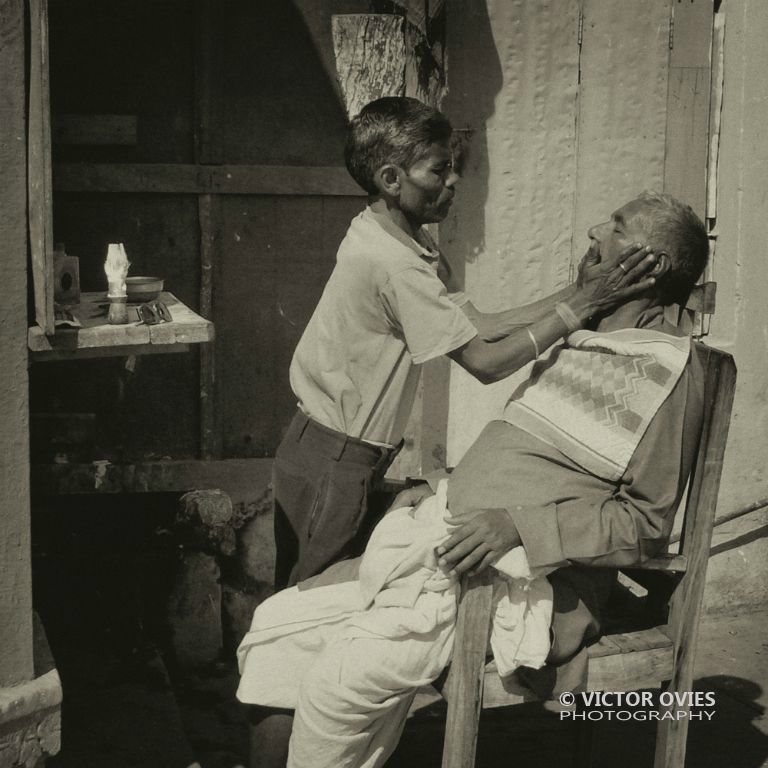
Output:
[514, 358, 703, 570]
[437, 353, 704, 575]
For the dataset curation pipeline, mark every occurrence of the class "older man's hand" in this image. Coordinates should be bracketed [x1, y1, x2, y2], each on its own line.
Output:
[436, 508, 522, 577]
[388, 482, 434, 512]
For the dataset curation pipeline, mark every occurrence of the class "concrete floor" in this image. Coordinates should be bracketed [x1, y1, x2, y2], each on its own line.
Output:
[391, 608, 768, 768]
[44, 607, 768, 768]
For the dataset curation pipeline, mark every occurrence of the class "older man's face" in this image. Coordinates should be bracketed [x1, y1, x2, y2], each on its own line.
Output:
[587, 198, 650, 264]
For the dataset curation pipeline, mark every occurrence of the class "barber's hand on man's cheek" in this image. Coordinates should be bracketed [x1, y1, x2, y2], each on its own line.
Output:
[436, 509, 522, 577]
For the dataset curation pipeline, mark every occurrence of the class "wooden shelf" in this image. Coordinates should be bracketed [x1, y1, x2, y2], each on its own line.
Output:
[28, 291, 213, 362]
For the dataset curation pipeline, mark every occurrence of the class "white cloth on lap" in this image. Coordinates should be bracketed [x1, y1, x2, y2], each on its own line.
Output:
[236, 480, 553, 767]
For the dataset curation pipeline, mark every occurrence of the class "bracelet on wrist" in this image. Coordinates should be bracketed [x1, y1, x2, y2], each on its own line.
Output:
[526, 327, 540, 358]
[555, 302, 582, 333]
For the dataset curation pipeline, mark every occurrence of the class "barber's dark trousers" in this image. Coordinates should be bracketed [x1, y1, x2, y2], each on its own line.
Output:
[272, 411, 399, 590]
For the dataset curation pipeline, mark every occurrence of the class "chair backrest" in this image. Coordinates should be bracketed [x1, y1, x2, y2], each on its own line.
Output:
[666, 342, 737, 645]
[677, 341, 736, 560]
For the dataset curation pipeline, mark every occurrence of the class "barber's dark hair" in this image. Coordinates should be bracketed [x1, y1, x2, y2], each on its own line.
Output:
[344, 97, 453, 195]
[636, 191, 709, 305]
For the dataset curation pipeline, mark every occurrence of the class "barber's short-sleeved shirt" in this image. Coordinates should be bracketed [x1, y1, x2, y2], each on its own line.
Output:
[289, 207, 477, 446]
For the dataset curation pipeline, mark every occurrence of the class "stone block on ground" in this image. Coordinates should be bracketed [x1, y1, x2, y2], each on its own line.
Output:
[0, 616, 61, 768]
[167, 552, 223, 669]
[176, 490, 238, 555]
[221, 583, 273, 653]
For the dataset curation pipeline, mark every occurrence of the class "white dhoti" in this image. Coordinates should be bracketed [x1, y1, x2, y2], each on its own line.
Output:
[237, 481, 553, 768]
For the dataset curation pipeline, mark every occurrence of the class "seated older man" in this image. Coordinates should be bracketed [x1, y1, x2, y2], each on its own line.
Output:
[237, 192, 708, 768]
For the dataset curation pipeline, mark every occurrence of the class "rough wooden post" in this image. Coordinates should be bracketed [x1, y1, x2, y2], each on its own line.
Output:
[0, 2, 63, 764]
[0, 0, 34, 689]
[194, 0, 222, 461]
[27, 0, 55, 334]
[331, 14, 406, 119]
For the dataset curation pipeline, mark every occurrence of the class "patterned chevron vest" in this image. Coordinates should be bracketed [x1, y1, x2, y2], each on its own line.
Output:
[502, 328, 690, 481]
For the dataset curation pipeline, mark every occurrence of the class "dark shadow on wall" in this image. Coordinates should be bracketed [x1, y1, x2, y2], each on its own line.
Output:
[439, 1, 502, 290]
[418, 3, 502, 472]
[210, 0, 367, 460]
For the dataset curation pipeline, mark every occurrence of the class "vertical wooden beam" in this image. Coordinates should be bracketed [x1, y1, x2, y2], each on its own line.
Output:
[198, 194, 220, 459]
[195, 0, 221, 459]
[194, 0, 220, 166]
[663, 0, 714, 221]
[0, 0, 34, 685]
[28, 0, 54, 335]
[706, 12, 726, 222]
[663, 0, 714, 333]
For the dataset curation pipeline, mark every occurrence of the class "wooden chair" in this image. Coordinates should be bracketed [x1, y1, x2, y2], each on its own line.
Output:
[435, 340, 737, 768]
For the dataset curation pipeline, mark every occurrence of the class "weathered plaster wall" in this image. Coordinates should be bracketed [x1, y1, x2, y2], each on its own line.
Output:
[442, 0, 673, 463]
[699, 0, 768, 612]
[0, 0, 34, 685]
[441, 0, 580, 461]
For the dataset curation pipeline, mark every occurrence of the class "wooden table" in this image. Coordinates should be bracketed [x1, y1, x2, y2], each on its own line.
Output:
[28, 291, 214, 361]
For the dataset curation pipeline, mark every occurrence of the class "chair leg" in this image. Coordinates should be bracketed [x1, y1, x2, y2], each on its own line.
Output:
[441, 571, 494, 768]
[653, 682, 689, 768]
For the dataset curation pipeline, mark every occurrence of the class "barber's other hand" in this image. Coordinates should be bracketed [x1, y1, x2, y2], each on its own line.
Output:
[388, 483, 434, 512]
[574, 242, 657, 318]
[436, 508, 521, 576]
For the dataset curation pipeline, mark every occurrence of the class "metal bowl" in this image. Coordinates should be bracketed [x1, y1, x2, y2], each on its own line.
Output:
[126, 276, 164, 303]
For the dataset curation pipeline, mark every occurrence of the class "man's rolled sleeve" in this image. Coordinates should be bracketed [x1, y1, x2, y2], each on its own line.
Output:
[381, 266, 477, 365]
[507, 504, 568, 570]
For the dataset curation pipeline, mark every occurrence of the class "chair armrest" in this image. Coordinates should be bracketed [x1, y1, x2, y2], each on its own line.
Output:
[577, 553, 688, 573]
[632, 554, 687, 572]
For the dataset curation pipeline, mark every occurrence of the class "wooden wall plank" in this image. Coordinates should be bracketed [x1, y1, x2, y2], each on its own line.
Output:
[198, 194, 220, 459]
[664, 68, 712, 219]
[663, 0, 714, 220]
[573, 0, 671, 256]
[213, 0, 349, 166]
[216, 195, 364, 458]
[52, 115, 137, 146]
[193, 0, 221, 166]
[0, 0, 35, 685]
[28, 0, 55, 335]
[48, 0, 195, 164]
[53, 163, 366, 196]
[707, 12, 725, 221]
[195, 0, 221, 461]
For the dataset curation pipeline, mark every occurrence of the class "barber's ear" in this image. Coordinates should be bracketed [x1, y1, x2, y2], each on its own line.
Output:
[373, 165, 401, 196]
[650, 252, 671, 278]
